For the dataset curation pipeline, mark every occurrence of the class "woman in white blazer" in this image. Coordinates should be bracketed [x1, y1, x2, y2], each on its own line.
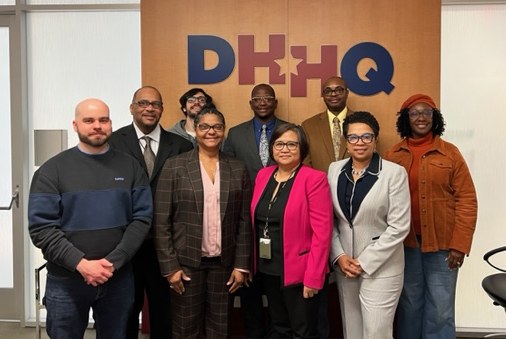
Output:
[328, 111, 411, 339]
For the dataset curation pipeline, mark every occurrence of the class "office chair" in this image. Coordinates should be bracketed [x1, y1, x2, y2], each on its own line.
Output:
[482, 246, 506, 338]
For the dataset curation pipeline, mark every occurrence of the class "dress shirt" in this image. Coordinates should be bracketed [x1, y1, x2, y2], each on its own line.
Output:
[327, 108, 347, 139]
[200, 161, 221, 257]
[253, 117, 277, 148]
[133, 122, 161, 155]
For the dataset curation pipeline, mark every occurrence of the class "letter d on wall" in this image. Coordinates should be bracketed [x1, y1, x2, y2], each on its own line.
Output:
[188, 35, 235, 84]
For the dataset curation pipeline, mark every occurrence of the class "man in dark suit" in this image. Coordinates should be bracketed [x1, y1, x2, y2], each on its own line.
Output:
[109, 85, 193, 339]
[223, 83, 287, 339]
[301, 76, 354, 173]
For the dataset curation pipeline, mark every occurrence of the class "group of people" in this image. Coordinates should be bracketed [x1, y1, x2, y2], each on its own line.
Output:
[28, 76, 477, 339]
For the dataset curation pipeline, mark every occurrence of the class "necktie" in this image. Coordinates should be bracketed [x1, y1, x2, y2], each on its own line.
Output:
[142, 136, 155, 178]
[332, 116, 341, 160]
[259, 124, 269, 167]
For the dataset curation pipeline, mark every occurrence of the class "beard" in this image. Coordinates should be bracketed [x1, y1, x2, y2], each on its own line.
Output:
[77, 130, 110, 148]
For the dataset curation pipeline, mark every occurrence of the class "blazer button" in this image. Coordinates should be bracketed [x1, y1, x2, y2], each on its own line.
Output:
[421, 195, 426, 199]
[421, 180, 426, 184]
[422, 209, 427, 213]
[423, 224, 427, 227]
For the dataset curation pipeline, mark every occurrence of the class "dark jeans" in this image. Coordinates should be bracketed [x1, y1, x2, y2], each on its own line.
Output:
[45, 268, 134, 339]
[126, 239, 172, 339]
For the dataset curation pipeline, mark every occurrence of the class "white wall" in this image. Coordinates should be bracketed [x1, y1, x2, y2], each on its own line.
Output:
[442, 3, 506, 332]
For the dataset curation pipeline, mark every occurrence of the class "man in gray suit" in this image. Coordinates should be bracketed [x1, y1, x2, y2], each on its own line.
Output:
[224, 83, 287, 183]
[223, 83, 287, 339]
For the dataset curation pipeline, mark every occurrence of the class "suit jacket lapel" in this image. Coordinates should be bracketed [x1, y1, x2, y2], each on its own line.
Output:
[219, 153, 231, 223]
[187, 148, 204, 224]
[317, 113, 335, 162]
[153, 129, 173, 180]
[337, 169, 352, 224]
[244, 120, 262, 165]
[122, 125, 147, 169]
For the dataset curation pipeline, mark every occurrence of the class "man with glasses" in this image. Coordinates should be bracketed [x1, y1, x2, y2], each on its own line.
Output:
[109, 86, 193, 339]
[168, 88, 215, 146]
[301, 76, 354, 339]
[301, 76, 354, 173]
[224, 83, 287, 339]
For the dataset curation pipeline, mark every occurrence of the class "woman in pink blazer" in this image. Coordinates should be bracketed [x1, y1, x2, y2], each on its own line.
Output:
[250, 123, 333, 339]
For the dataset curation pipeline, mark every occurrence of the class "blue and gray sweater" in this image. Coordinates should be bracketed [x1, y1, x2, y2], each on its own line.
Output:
[28, 146, 152, 278]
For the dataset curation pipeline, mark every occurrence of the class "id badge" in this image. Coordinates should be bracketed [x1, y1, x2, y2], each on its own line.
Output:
[259, 238, 272, 259]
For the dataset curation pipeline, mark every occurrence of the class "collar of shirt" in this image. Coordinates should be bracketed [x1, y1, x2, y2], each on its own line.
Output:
[327, 107, 348, 138]
[77, 144, 110, 155]
[133, 122, 161, 155]
[253, 116, 277, 146]
[343, 151, 381, 181]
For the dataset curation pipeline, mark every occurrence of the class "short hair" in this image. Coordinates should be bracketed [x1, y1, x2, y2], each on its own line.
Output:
[269, 123, 310, 162]
[343, 111, 380, 137]
[251, 83, 276, 98]
[193, 106, 226, 127]
[396, 107, 446, 138]
[131, 85, 162, 103]
[179, 88, 214, 116]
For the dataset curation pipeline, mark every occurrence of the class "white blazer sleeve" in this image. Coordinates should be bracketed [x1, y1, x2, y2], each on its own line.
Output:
[357, 165, 411, 276]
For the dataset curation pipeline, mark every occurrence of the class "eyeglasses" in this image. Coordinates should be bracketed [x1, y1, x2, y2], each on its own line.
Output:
[133, 100, 163, 109]
[273, 141, 299, 151]
[322, 87, 346, 96]
[197, 123, 225, 132]
[187, 96, 207, 104]
[346, 133, 375, 144]
[251, 96, 275, 103]
[408, 109, 433, 119]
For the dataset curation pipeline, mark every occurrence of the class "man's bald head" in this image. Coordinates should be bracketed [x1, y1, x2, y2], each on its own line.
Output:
[73, 98, 112, 153]
[75, 98, 110, 120]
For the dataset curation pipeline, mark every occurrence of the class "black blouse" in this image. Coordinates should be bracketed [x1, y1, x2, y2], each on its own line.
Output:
[254, 171, 296, 276]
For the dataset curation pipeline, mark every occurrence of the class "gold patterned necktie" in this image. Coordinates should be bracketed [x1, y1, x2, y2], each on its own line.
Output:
[259, 124, 269, 167]
[142, 136, 155, 178]
[332, 116, 341, 160]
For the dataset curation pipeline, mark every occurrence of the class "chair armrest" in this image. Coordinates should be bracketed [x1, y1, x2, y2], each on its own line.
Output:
[484, 246, 506, 272]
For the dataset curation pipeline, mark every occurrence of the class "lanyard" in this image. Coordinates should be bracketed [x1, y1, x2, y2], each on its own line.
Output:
[262, 169, 296, 239]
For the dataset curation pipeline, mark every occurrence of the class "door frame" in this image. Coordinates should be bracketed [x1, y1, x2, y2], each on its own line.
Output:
[0, 13, 28, 324]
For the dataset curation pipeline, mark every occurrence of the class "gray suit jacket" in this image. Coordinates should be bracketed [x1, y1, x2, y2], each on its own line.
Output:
[154, 148, 252, 275]
[328, 156, 410, 278]
[223, 117, 288, 184]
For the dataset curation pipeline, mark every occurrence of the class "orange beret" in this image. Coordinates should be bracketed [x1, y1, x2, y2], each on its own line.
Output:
[400, 94, 437, 110]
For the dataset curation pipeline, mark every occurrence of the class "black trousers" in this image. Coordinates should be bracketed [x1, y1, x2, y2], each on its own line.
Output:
[262, 274, 324, 339]
[126, 239, 172, 339]
[236, 272, 268, 339]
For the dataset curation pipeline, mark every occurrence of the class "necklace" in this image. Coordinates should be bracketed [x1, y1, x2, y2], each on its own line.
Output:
[274, 166, 298, 181]
[351, 165, 367, 176]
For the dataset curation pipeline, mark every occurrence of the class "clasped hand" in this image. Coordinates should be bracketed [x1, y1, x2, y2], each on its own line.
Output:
[337, 255, 363, 278]
[76, 258, 114, 287]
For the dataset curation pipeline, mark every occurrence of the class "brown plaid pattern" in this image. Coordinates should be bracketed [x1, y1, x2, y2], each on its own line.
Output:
[154, 148, 252, 333]
[171, 262, 233, 339]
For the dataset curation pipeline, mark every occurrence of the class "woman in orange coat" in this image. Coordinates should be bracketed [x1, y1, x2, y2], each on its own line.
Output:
[384, 94, 477, 339]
